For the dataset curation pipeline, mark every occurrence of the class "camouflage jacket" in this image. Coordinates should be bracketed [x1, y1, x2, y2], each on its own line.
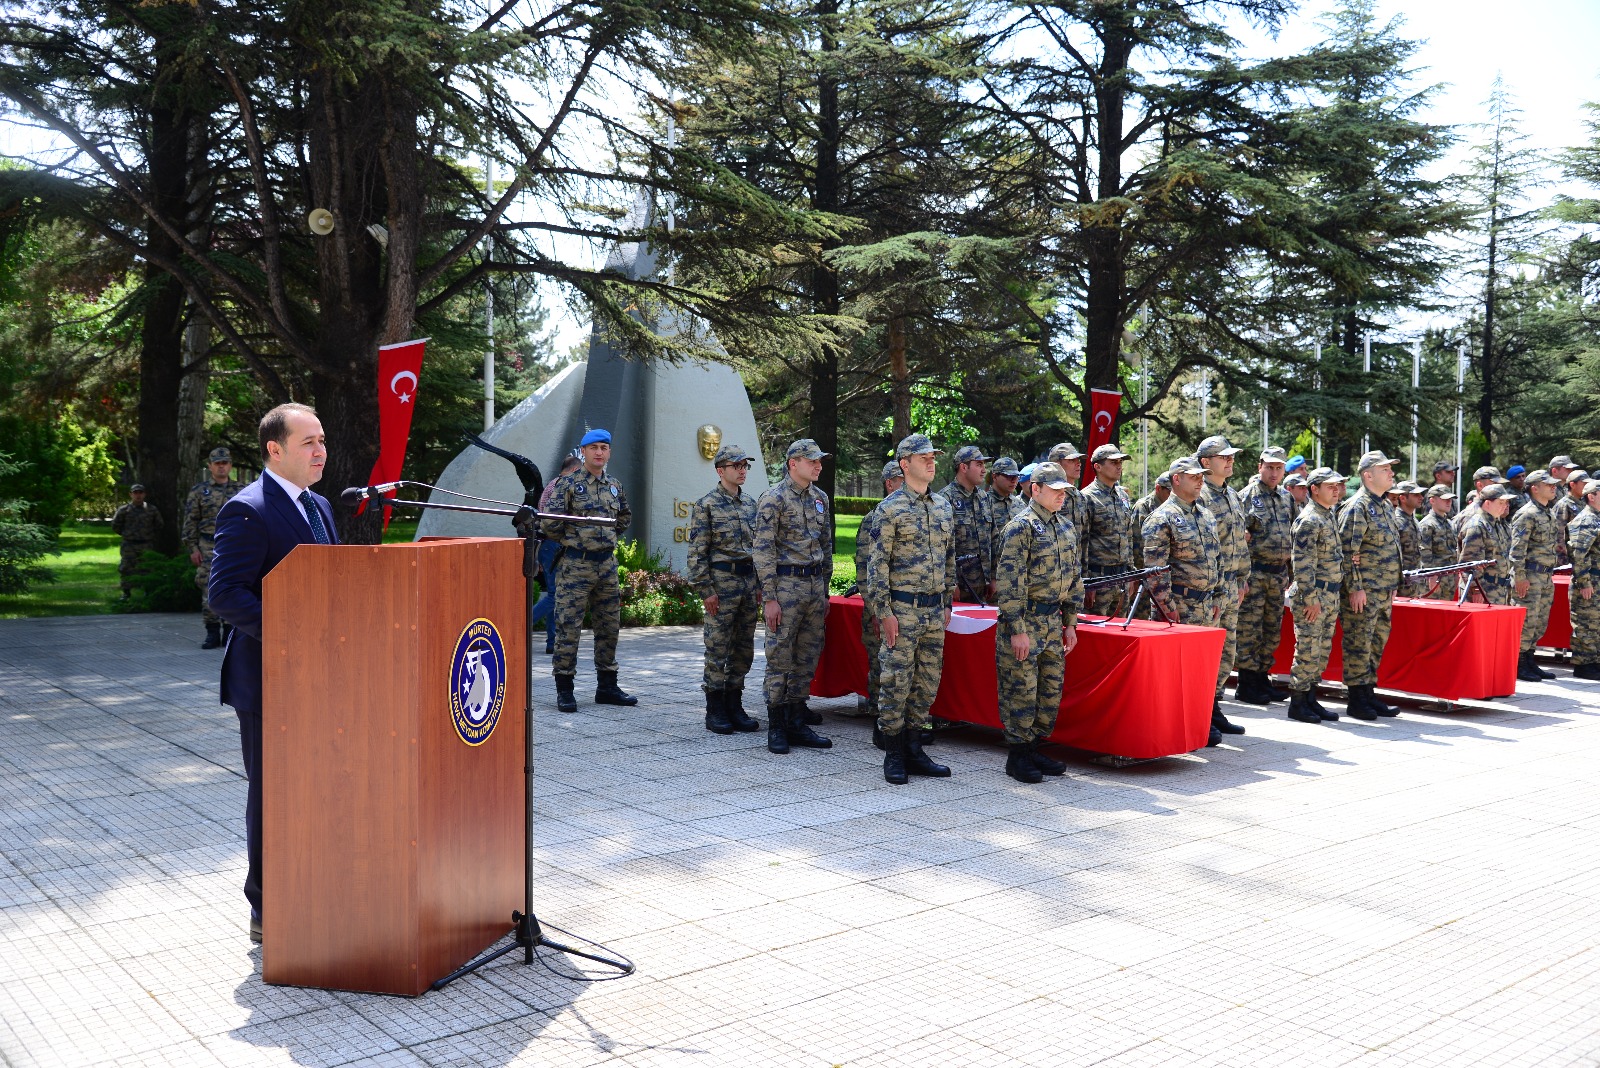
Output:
[540, 467, 631, 552]
[1062, 485, 1087, 540]
[1199, 480, 1250, 585]
[753, 476, 833, 586]
[1128, 491, 1167, 568]
[685, 483, 756, 598]
[1079, 479, 1134, 573]
[985, 488, 1027, 566]
[1290, 500, 1343, 602]
[1393, 505, 1421, 593]
[1242, 477, 1295, 568]
[1509, 500, 1560, 585]
[1459, 511, 1511, 602]
[1338, 486, 1403, 594]
[854, 504, 888, 593]
[112, 502, 163, 543]
[1417, 510, 1457, 570]
[1568, 506, 1600, 591]
[1141, 495, 1224, 603]
[938, 481, 993, 582]
[862, 486, 955, 618]
[180, 478, 243, 549]
[994, 497, 1084, 634]
[1556, 495, 1584, 564]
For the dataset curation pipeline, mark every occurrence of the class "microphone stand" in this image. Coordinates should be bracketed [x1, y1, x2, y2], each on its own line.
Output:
[345, 481, 634, 988]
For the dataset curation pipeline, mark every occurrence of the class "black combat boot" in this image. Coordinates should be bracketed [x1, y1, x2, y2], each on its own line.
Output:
[872, 724, 887, 751]
[767, 704, 790, 754]
[201, 623, 223, 650]
[726, 686, 759, 731]
[1307, 689, 1339, 721]
[1205, 725, 1223, 747]
[904, 726, 950, 777]
[1365, 685, 1399, 717]
[1233, 671, 1273, 705]
[1515, 652, 1544, 683]
[1212, 698, 1246, 735]
[1028, 739, 1066, 776]
[786, 703, 832, 749]
[1262, 673, 1290, 702]
[1005, 744, 1043, 784]
[554, 675, 578, 714]
[594, 670, 638, 706]
[1344, 685, 1377, 720]
[883, 731, 908, 785]
[800, 703, 823, 725]
[1535, 659, 1556, 680]
[1575, 662, 1600, 680]
[1287, 690, 1322, 724]
[704, 689, 734, 735]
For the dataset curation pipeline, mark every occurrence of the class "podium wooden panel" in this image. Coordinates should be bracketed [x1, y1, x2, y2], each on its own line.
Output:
[261, 538, 525, 995]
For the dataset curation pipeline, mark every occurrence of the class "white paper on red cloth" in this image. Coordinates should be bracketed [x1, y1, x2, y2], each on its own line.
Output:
[946, 605, 999, 634]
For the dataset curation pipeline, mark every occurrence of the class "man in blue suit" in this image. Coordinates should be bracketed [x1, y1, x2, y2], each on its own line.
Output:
[208, 402, 337, 943]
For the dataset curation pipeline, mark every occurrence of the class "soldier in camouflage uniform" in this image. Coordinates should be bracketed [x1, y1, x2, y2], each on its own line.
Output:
[862, 434, 955, 783]
[1079, 444, 1135, 618]
[111, 485, 162, 599]
[1566, 480, 1600, 680]
[1129, 472, 1171, 569]
[1283, 472, 1309, 518]
[1453, 466, 1505, 537]
[985, 457, 1027, 566]
[939, 445, 995, 603]
[1417, 484, 1460, 599]
[850, 461, 904, 722]
[1556, 469, 1588, 565]
[1236, 446, 1294, 704]
[1511, 469, 1563, 682]
[1431, 460, 1458, 507]
[754, 439, 835, 754]
[1504, 466, 1530, 515]
[541, 428, 636, 714]
[1388, 481, 1424, 597]
[1047, 442, 1088, 533]
[1141, 455, 1227, 747]
[1459, 484, 1513, 606]
[1286, 467, 1347, 724]
[687, 444, 762, 734]
[181, 447, 243, 647]
[994, 462, 1083, 783]
[1338, 450, 1403, 720]
[1195, 435, 1250, 736]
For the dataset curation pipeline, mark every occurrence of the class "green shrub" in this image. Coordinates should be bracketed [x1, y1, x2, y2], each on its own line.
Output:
[0, 452, 57, 594]
[620, 568, 704, 626]
[833, 496, 880, 516]
[117, 550, 201, 613]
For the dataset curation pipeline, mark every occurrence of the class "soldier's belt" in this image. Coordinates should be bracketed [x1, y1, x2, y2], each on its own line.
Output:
[1521, 562, 1553, 574]
[572, 547, 615, 562]
[1083, 563, 1128, 576]
[1308, 579, 1339, 593]
[776, 563, 823, 577]
[890, 590, 945, 608]
[1024, 600, 1063, 615]
[711, 559, 755, 576]
[1250, 560, 1289, 575]
[1170, 583, 1214, 601]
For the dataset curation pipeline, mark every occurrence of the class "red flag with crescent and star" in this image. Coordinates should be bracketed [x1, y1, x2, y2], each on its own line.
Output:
[1084, 388, 1121, 487]
[360, 338, 428, 526]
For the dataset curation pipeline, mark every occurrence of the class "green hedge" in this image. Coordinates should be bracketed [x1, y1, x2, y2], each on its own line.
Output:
[834, 496, 881, 516]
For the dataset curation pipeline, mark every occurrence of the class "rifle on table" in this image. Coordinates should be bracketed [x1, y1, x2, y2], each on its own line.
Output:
[1401, 559, 1496, 606]
[1081, 565, 1175, 629]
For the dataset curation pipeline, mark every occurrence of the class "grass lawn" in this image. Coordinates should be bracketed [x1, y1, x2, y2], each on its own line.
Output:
[833, 514, 861, 590]
[0, 520, 125, 619]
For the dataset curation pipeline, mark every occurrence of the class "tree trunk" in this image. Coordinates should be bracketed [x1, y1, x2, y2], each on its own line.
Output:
[888, 314, 910, 442]
[1079, 16, 1133, 447]
[176, 313, 211, 484]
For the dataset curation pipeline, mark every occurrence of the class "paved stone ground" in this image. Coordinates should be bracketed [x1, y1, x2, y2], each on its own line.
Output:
[4, 613, 1600, 1067]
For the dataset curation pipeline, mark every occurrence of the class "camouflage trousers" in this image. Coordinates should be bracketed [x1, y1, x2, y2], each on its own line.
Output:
[701, 570, 759, 692]
[861, 610, 881, 715]
[995, 611, 1064, 746]
[1473, 576, 1512, 606]
[1571, 583, 1600, 666]
[1339, 587, 1395, 688]
[1166, 591, 1222, 628]
[762, 574, 828, 707]
[552, 555, 620, 678]
[1214, 582, 1244, 698]
[876, 601, 946, 735]
[194, 543, 219, 625]
[1289, 592, 1339, 691]
[1237, 569, 1288, 672]
[1083, 570, 1127, 620]
[1515, 576, 1554, 654]
[119, 541, 153, 594]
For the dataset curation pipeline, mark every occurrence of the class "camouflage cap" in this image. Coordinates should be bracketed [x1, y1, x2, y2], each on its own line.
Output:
[1091, 443, 1130, 462]
[130, 483, 146, 492]
[1155, 471, 1173, 488]
[1356, 450, 1398, 472]
[951, 444, 991, 465]
[881, 461, 905, 483]
[1306, 466, 1347, 486]
[1584, 479, 1600, 497]
[1550, 454, 1579, 469]
[208, 447, 232, 463]
[1569, 469, 1591, 484]
[1395, 480, 1424, 494]
[1433, 459, 1458, 473]
[1472, 465, 1504, 483]
[1525, 468, 1561, 486]
[990, 456, 1020, 477]
[1030, 461, 1071, 489]
[1195, 435, 1241, 458]
[712, 444, 750, 467]
[1283, 473, 1308, 488]
[1426, 484, 1454, 499]
[786, 438, 831, 461]
[1259, 446, 1289, 465]
[1478, 483, 1513, 501]
[1168, 455, 1206, 476]
[1047, 441, 1083, 462]
[896, 433, 941, 459]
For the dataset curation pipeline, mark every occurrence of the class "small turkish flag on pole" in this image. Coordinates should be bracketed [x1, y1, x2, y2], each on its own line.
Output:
[359, 338, 428, 527]
[1084, 388, 1121, 487]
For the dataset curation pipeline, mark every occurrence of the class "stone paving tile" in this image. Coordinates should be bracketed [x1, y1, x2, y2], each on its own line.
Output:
[6, 613, 1600, 1066]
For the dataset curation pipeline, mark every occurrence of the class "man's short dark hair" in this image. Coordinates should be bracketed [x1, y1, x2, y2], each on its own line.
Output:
[259, 402, 319, 455]
[560, 455, 581, 473]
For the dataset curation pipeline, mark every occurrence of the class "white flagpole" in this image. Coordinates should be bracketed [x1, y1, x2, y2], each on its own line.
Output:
[1362, 332, 1371, 455]
[1314, 342, 1323, 468]
[483, 156, 495, 432]
[1141, 349, 1150, 495]
[1410, 340, 1421, 482]
[1456, 342, 1467, 503]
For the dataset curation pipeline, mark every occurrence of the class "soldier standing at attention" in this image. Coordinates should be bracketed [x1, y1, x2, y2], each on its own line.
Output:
[1141, 456, 1227, 747]
[1432, 461, 1458, 510]
[112, 484, 162, 600]
[985, 457, 1027, 565]
[994, 462, 1083, 783]
[1236, 446, 1294, 705]
[1388, 481, 1424, 597]
[851, 461, 905, 724]
[541, 428, 636, 714]
[181, 447, 243, 648]
[1511, 469, 1563, 682]
[1454, 466, 1505, 536]
[1286, 468, 1347, 724]
[1338, 451, 1403, 720]
[1417, 485, 1460, 599]
[1129, 472, 1171, 568]
[1195, 435, 1249, 737]
[1283, 472, 1309, 517]
[940, 445, 994, 603]
[1556, 469, 1587, 565]
[1565, 479, 1600, 680]
[753, 439, 835, 755]
[687, 444, 762, 735]
[1505, 465, 1530, 514]
[1047, 442, 1088, 531]
[1459, 484, 1513, 605]
[1080, 444, 1135, 617]
[862, 434, 954, 784]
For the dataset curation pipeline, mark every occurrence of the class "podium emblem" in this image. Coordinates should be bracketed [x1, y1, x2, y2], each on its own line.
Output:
[450, 618, 506, 746]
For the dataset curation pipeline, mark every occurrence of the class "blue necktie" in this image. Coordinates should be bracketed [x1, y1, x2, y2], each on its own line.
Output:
[299, 490, 331, 544]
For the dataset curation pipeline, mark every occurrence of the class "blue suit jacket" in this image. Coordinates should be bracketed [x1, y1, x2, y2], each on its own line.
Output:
[209, 474, 339, 715]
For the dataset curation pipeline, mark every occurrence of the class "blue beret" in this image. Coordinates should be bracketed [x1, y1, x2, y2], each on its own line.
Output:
[580, 428, 612, 447]
[1506, 464, 1525, 478]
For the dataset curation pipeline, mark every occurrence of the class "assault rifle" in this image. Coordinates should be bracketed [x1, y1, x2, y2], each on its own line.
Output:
[1400, 559, 1496, 606]
[1081, 565, 1174, 629]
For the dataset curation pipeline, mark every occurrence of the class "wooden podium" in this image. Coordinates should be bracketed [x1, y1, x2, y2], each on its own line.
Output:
[260, 537, 526, 995]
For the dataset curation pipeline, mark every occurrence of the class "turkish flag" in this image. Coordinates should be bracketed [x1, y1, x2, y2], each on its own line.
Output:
[360, 338, 428, 526]
[1084, 388, 1121, 486]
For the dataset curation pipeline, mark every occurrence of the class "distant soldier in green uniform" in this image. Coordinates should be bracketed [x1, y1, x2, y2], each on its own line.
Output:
[1566, 479, 1600, 680]
[1338, 450, 1403, 720]
[687, 444, 762, 734]
[181, 447, 243, 648]
[1283, 472, 1309, 518]
[1459, 483, 1513, 605]
[985, 456, 1027, 565]
[1129, 471, 1171, 569]
[1047, 442, 1088, 533]
[1417, 484, 1459, 599]
[1236, 446, 1294, 704]
[1195, 435, 1249, 737]
[1504, 465, 1530, 515]
[1286, 467, 1347, 724]
[1511, 469, 1563, 682]
[1556, 468, 1588, 565]
[939, 445, 994, 603]
[1080, 443, 1135, 618]
[1388, 480, 1425, 597]
[862, 434, 954, 783]
[994, 462, 1083, 783]
[541, 428, 636, 714]
[1431, 460, 1458, 512]
[851, 461, 904, 722]
[754, 439, 835, 754]
[1454, 466, 1505, 537]
[111, 484, 162, 599]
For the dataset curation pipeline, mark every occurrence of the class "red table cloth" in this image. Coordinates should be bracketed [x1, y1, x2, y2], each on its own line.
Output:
[813, 596, 1224, 759]
[1269, 597, 1524, 701]
[1539, 573, 1571, 650]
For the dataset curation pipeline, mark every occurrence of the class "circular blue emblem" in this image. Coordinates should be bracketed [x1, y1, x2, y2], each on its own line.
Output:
[449, 618, 506, 746]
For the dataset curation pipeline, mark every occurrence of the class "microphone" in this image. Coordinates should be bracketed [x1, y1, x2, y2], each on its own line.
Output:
[341, 482, 404, 507]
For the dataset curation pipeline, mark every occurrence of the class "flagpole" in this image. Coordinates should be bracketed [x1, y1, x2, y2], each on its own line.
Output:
[483, 156, 496, 432]
[1410, 339, 1421, 482]
[1314, 342, 1323, 468]
[1362, 332, 1371, 455]
[1456, 341, 1467, 504]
